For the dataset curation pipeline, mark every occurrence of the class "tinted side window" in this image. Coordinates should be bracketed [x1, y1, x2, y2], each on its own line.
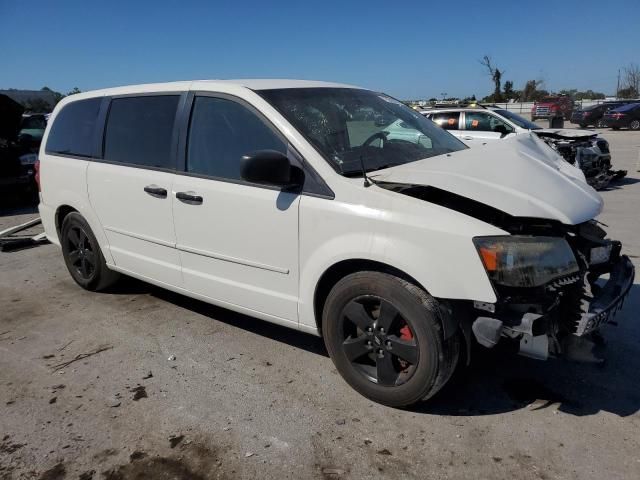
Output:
[187, 96, 286, 180]
[103, 95, 180, 169]
[46, 98, 101, 157]
[430, 112, 460, 130]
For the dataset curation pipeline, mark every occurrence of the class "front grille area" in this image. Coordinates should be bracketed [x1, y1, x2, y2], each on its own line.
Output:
[535, 106, 550, 116]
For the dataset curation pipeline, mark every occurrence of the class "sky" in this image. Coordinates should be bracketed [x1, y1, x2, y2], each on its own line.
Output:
[1, 0, 638, 100]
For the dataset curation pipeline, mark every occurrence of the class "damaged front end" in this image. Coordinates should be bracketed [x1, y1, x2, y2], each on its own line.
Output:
[535, 130, 627, 190]
[381, 183, 634, 363]
[470, 220, 634, 362]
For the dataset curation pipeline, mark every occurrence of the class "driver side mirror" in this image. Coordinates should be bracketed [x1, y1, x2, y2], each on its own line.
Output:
[493, 124, 510, 137]
[240, 150, 301, 188]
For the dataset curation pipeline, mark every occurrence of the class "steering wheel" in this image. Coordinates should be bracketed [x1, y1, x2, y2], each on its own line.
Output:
[362, 131, 388, 148]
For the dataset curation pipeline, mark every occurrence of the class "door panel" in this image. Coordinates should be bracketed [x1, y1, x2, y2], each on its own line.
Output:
[87, 162, 181, 286]
[172, 177, 300, 320]
[172, 94, 300, 321]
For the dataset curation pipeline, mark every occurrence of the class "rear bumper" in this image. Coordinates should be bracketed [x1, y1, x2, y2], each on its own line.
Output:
[574, 255, 635, 336]
[38, 201, 60, 246]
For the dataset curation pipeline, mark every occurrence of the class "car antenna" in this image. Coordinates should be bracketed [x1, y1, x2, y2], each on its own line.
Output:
[359, 155, 376, 187]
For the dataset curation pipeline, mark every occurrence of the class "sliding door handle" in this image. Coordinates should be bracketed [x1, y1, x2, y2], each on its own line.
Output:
[144, 185, 167, 198]
[176, 191, 203, 204]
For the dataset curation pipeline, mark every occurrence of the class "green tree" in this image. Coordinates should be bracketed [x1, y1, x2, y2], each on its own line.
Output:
[503, 80, 516, 100]
[41, 86, 65, 104]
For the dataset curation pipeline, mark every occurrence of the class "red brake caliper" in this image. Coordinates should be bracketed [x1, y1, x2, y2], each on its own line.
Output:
[398, 324, 414, 371]
[399, 324, 413, 341]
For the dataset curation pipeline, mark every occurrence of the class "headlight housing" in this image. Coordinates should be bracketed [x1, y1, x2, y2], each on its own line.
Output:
[473, 236, 579, 288]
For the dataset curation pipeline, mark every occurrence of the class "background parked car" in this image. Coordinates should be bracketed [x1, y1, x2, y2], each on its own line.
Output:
[421, 106, 626, 189]
[531, 95, 574, 121]
[601, 103, 640, 130]
[570, 102, 628, 128]
[0, 94, 38, 201]
[18, 113, 49, 149]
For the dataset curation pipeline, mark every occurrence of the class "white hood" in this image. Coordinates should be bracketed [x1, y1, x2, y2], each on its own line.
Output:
[376, 134, 603, 225]
[534, 128, 597, 139]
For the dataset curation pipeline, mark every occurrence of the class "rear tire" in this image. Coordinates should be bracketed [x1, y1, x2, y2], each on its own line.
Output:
[322, 271, 459, 407]
[61, 212, 120, 291]
[579, 123, 588, 128]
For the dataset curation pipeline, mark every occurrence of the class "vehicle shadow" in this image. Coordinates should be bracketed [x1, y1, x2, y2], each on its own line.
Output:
[601, 176, 640, 190]
[420, 283, 640, 418]
[112, 276, 329, 357]
[111, 278, 640, 418]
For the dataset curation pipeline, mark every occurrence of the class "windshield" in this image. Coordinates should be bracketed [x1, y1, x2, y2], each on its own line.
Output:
[258, 88, 467, 176]
[494, 109, 541, 130]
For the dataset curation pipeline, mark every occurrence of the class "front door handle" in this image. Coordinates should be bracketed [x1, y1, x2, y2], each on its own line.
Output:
[144, 185, 167, 198]
[176, 191, 203, 204]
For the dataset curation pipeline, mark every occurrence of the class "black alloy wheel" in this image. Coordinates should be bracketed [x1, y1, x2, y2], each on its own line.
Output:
[340, 296, 418, 387]
[61, 212, 120, 291]
[322, 271, 460, 407]
[65, 225, 97, 280]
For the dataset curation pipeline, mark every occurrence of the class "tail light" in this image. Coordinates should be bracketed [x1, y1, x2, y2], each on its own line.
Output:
[35, 159, 41, 192]
[583, 111, 590, 117]
[614, 113, 627, 119]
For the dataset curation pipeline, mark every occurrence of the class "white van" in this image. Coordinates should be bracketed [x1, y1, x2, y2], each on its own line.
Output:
[38, 80, 634, 406]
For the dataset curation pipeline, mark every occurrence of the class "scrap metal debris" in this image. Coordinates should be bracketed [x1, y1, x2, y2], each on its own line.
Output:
[50, 345, 113, 373]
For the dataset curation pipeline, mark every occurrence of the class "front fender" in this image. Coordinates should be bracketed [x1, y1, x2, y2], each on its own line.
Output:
[298, 193, 502, 330]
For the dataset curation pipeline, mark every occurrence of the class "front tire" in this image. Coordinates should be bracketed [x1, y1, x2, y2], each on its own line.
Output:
[61, 212, 120, 291]
[630, 119, 640, 131]
[322, 272, 459, 407]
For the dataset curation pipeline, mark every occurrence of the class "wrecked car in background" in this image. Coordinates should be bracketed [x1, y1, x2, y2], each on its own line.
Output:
[0, 94, 39, 200]
[421, 105, 627, 190]
[533, 128, 626, 189]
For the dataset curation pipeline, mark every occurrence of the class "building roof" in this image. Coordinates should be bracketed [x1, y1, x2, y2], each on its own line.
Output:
[0, 89, 58, 106]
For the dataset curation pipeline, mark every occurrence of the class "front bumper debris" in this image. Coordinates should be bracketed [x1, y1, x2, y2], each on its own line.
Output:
[470, 252, 634, 361]
[574, 255, 635, 336]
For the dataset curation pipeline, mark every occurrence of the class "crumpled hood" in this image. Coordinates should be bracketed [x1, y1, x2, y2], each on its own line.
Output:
[534, 128, 597, 140]
[376, 134, 603, 225]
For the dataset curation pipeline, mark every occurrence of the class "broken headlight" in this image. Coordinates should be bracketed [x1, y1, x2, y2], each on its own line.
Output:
[473, 236, 579, 288]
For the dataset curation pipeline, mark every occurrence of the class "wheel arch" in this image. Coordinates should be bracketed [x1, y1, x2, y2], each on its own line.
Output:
[52, 202, 114, 265]
[55, 204, 79, 241]
[312, 258, 458, 339]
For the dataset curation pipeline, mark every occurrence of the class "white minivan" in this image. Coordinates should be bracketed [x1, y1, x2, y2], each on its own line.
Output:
[38, 80, 634, 406]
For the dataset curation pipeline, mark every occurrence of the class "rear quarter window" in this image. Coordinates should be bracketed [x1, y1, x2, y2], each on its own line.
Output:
[103, 95, 180, 169]
[45, 98, 102, 157]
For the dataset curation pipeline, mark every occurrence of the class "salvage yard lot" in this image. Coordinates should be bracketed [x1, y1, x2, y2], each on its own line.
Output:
[1, 128, 639, 480]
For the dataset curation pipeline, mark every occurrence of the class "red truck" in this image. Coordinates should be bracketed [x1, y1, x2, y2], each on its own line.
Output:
[531, 95, 574, 121]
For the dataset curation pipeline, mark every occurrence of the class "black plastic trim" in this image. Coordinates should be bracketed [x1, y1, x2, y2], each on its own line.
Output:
[177, 91, 334, 199]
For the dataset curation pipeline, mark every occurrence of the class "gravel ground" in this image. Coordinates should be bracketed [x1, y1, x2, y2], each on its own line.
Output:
[1, 128, 639, 480]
